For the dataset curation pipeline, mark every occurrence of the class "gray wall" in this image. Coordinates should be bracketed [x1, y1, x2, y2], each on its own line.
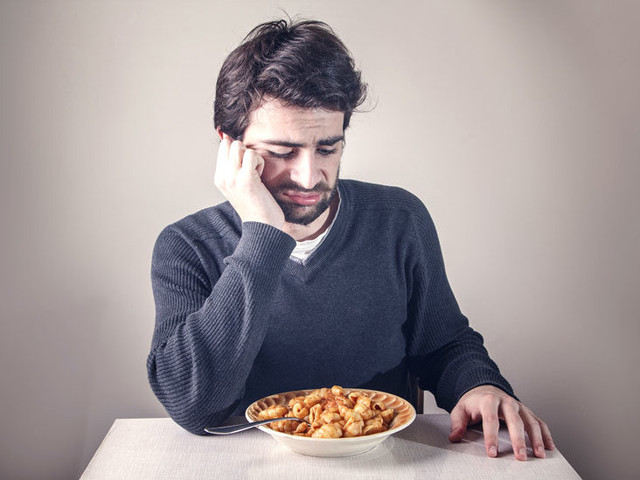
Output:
[1, 1, 638, 479]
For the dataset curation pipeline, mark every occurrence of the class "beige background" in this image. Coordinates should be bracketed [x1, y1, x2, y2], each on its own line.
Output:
[1, 1, 638, 479]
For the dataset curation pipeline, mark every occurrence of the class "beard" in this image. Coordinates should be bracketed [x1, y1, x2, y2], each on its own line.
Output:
[269, 179, 339, 226]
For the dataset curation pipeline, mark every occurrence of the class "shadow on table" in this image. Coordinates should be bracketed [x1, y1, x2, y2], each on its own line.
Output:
[392, 419, 529, 460]
[270, 424, 491, 473]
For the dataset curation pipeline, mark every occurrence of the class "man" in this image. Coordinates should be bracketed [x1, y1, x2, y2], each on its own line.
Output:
[148, 18, 554, 461]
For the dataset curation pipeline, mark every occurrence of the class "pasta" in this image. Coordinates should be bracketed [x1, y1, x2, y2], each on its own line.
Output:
[257, 386, 396, 438]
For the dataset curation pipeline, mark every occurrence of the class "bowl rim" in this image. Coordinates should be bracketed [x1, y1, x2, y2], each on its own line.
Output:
[245, 387, 417, 442]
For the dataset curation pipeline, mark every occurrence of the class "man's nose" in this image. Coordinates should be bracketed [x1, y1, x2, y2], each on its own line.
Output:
[289, 152, 319, 189]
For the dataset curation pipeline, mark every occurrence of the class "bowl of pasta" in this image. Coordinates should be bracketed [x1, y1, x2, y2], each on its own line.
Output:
[245, 385, 416, 457]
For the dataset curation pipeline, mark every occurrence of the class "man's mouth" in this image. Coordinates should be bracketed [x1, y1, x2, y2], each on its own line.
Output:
[281, 191, 322, 206]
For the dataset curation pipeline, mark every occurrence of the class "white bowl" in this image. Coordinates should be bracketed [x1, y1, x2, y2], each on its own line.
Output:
[245, 388, 416, 457]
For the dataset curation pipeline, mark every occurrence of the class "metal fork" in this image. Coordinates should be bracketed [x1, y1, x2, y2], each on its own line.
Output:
[204, 417, 309, 435]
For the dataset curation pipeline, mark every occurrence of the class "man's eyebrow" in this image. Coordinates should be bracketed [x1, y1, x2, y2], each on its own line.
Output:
[260, 136, 344, 148]
[317, 136, 345, 146]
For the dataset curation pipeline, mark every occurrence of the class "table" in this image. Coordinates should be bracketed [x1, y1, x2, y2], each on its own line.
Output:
[80, 415, 580, 479]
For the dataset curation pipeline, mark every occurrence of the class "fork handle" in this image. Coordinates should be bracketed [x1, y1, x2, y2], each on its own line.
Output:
[204, 417, 305, 435]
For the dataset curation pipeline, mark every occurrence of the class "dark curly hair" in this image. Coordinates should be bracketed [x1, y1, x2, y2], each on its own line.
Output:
[213, 18, 368, 139]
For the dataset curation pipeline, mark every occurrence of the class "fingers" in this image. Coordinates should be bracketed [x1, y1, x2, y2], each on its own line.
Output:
[218, 136, 243, 167]
[504, 403, 555, 460]
[539, 417, 555, 451]
[216, 135, 231, 168]
[500, 398, 527, 461]
[239, 147, 265, 179]
[217, 138, 263, 179]
[448, 405, 469, 443]
[228, 139, 245, 169]
[524, 412, 555, 458]
[214, 136, 235, 188]
[522, 409, 545, 458]
[479, 396, 501, 458]
[213, 136, 284, 227]
[215, 139, 248, 189]
[449, 386, 554, 461]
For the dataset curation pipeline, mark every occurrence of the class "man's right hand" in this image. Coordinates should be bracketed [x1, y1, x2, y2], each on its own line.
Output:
[214, 134, 285, 230]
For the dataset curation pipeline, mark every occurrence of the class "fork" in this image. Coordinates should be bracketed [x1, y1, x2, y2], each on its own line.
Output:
[204, 417, 310, 435]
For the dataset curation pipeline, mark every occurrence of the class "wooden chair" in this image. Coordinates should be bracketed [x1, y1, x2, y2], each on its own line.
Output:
[408, 374, 424, 414]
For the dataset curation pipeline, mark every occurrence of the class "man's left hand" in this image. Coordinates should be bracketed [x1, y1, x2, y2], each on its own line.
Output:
[448, 385, 555, 461]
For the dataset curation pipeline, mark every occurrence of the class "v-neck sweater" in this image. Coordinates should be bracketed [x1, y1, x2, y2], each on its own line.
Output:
[148, 179, 514, 434]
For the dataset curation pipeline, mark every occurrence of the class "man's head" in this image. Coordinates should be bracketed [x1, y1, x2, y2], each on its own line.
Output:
[214, 18, 367, 140]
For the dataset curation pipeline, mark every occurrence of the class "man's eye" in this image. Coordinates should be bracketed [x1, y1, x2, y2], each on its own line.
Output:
[317, 148, 337, 156]
[267, 150, 294, 159]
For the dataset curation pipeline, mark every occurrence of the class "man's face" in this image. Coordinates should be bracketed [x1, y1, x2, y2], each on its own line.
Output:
[242, 98, 344, 226]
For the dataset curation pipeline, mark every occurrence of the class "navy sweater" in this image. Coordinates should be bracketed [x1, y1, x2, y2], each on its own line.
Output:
[148, 180, 514, 434]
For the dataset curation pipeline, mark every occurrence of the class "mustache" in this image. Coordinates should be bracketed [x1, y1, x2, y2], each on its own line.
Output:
[274, 181, 334, 193]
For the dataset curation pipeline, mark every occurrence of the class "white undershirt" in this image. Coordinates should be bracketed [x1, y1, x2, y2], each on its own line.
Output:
[290, 192, 341, 263]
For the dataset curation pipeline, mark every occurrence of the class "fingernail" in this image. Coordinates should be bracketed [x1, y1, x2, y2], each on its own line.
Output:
[537, 445, 546, 457]
[489, 446, 497, 457]
[519, 448, 527, 460]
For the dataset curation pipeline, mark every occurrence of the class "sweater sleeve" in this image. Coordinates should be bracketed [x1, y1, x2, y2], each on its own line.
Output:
[404, 201, 516, 412]
[147, 221, 295, 434]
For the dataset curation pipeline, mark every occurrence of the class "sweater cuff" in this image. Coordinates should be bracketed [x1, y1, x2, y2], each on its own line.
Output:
[226, 221, 295, 270]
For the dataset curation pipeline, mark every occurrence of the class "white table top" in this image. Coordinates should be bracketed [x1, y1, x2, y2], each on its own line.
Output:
[80, 415, 579, 479]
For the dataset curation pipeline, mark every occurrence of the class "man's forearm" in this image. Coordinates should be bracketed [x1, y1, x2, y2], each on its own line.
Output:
[408, 327, 515, 412]
[147, 221, 295, 434]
